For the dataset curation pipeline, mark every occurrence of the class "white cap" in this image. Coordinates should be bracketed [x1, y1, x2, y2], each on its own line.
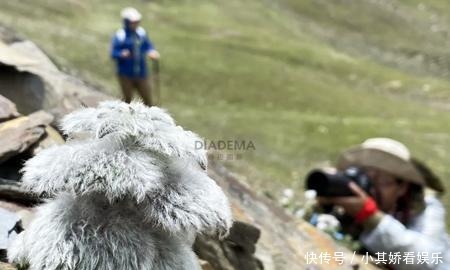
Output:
[121, 7, 142, 22]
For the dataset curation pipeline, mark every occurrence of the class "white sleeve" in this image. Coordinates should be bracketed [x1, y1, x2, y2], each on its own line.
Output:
[360, 197, 449, 270]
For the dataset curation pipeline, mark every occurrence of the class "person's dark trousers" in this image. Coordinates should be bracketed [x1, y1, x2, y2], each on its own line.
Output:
[118, 75, 153, 106]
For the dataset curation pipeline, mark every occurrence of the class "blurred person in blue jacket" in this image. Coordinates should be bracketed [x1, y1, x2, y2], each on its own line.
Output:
[111, 7, 160, 106]
[318, 138, 449, 270]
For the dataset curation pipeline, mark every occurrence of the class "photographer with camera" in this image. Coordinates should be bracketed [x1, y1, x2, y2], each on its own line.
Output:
[307, 138, 449, 269]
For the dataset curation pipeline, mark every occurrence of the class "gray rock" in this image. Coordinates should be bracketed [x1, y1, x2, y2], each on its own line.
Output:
[0, 110, 53, 163]
[0, 179, 42, 206]
[194, 221, 263, 270]
[0, 95, 19, 122]
[226, 221, 260, 254]
[0, 39, 111, 118]
[29, 125, 64, 156]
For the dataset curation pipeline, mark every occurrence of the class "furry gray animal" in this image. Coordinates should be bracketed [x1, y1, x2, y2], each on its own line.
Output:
[8, 101, 233, 270]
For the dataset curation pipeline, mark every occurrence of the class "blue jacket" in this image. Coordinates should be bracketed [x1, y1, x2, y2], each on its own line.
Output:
[111, 20, 155, 78]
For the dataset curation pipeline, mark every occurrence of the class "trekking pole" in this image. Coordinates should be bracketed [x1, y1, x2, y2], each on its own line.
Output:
[152, 59, 161, 106]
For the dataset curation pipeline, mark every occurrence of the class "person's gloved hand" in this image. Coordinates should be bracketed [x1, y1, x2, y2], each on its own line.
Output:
[148, 50, 160, 60]
[318, 182, 379, 223]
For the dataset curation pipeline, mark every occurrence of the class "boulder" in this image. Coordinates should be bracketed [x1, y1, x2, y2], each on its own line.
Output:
[0, 111, 53, 163]
[0, 179, 42, 206]
[225, 221, 260, 254]
[30, 125, 64, 156]
[0, 40, 111, 119]
[194, 221, 263, 270]
[0, 95, 19, 122]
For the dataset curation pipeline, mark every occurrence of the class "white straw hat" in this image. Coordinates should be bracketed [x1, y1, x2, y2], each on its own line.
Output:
[336, 138, 425, 186]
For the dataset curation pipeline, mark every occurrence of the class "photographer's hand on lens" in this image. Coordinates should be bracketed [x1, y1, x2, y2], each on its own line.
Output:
[318, 182, 376, 218]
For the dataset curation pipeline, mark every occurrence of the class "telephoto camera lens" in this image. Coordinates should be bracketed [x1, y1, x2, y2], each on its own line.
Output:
[305, 167, 371, 197]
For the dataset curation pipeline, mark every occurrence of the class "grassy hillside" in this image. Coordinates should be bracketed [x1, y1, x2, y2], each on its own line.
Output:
[2, 0, 450, 220]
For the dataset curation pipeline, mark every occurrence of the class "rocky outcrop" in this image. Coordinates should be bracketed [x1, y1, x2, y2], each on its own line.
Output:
[0, 93, 60, 259]
[0, 38, 110, 118]
[0, 61, 64, 268]
[194, 221, 263, 270]
[0, 95, 19, 122]
[0, 110, 53, 163]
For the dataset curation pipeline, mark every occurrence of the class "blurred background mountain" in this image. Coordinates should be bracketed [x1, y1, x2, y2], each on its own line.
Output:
[1, 0, 450, 225]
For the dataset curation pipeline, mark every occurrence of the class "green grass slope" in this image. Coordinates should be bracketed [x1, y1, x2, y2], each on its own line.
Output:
[2, 0, 450, 222]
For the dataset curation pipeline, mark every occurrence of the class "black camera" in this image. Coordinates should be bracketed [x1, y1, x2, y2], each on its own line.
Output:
[305, 167, 372, 197]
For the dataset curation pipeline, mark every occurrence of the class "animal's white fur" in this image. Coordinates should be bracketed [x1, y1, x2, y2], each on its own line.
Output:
[8, 101, 232, 270]
[60, 101, 207, 170]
